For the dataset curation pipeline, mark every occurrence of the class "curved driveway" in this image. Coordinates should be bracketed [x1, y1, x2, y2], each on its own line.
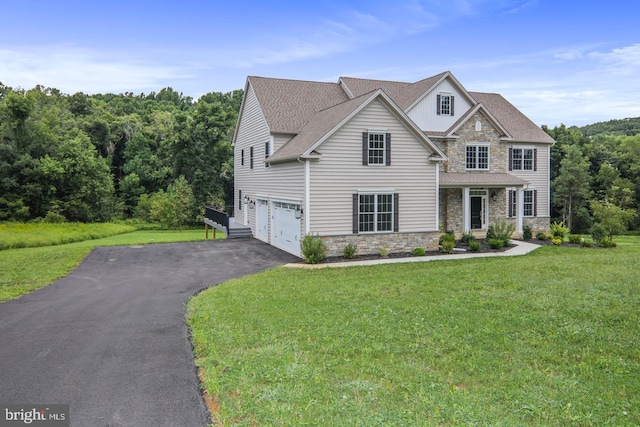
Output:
[0, 239, 298, 426]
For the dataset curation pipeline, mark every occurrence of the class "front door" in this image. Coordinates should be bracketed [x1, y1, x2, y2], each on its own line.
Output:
[469, 190, 487, 229]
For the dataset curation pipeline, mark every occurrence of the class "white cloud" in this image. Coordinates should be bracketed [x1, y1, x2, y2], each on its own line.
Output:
[588, 44, 640, 68]
[0, 45, 191, 93]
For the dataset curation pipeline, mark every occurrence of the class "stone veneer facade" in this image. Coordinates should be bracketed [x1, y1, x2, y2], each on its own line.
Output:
[319, 231, 440, 258]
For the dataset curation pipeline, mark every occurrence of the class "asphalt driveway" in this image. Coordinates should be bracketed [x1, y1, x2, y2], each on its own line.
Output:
[0, 239, 298, 426]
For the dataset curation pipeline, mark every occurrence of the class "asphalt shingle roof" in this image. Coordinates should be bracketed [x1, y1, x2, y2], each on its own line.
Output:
[245, 72, 554, 161]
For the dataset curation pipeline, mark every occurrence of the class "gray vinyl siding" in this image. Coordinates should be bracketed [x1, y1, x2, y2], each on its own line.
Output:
[309, 99, 439, 235]
[510, 143, 551, 217]
[234, 84, 305, 237]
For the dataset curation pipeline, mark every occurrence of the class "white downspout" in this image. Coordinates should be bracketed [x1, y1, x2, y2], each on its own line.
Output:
[435, 163, 440, 231]
[305, 159, 311, 234]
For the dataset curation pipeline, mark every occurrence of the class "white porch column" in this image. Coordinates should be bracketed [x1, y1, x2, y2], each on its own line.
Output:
[463, 187, 470, 232]
[516, 186, 524, 234]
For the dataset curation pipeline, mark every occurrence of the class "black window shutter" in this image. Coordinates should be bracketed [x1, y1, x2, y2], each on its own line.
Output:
[533, 148, 538, 171]
[450, 96, 455, 116]
[353, 194, 359, 234]
[362, 132, 368, 165]
[436, 94, 441, 115]
[508, 147, 513, 171]
[533, 190, 538, 216]
[393, 193, 399, 232]
[508, 190, 514, 218]
[238, 190, 242, 211]
[385, 133, 391, 166]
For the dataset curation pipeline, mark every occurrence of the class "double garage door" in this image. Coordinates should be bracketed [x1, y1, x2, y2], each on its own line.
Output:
[256, 200, 301, 257]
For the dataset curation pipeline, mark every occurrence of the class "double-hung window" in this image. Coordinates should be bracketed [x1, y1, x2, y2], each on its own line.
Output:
[354, 193, 398, 233]
[510, 147, 537, 171]
[264, 140, 270, 168]
[362, 131, 390, 166]
[437, 94, 455, 116]
[508, 189, 537, 217]
[466, 145, 489, 170]
[250, 146, 254, 169]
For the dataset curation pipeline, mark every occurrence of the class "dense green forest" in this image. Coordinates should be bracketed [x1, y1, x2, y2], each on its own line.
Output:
[0, 83, 241, 226]
[544, 121, 639, 233]
[0, 82, 638, 233]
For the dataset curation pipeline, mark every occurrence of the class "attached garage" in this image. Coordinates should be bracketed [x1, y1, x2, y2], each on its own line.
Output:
[255, 199, 269, 242]
[271, 201, 301, 257]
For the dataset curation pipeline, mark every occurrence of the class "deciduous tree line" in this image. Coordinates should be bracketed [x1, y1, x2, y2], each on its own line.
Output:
[1, 82, 638, 234]
[544, 121, 639, 234]
[0, 84, 241, 227]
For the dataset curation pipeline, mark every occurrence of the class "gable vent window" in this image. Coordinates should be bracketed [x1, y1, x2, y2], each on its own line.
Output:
[437, 94, 455, 116]
[362, 132, 391, 166]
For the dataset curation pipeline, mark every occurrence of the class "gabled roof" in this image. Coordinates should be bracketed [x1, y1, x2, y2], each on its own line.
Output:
[443, 103, 513, 139]
[248, 76, 349, 134]
[470, 92, 555, 144]
[267, 89, 446, 163]
[237, 72, 555, 152]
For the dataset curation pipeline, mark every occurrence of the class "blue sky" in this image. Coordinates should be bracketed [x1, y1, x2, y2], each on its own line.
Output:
[1, 0, 638, 127]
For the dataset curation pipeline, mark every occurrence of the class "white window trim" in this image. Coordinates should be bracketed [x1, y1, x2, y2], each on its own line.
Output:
[523, 189, 535, 217]
[439, 93, 452, 116]
[512, 146, 535, 171]
[367, 131, 386, 166]
[358, 192, 394, 234]
[465, 143, 491, 170]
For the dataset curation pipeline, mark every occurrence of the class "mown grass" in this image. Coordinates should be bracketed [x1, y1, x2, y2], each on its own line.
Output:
[0, 227, 223, 302]
[0, 221, 138, 250]
[188, 240, 640, 426]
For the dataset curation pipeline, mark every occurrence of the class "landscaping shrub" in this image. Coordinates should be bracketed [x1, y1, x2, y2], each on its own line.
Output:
[301, 234, 327, 264]
[439, 230, 456, 246]
[343, 243, 357, 259]
[460, 231, 476, 245]
[580, 239, 593, 248]
[597, 238, 617, 248]
[551, 238, 563, 245]
[568, 234, 583, 244]
[379, 247, 389, 258]
[487, 219, 515, 246]
[522, 225, 532, 240]
[550, 221, 570, 240]
[536, 232, 549, 241]
[469, 240, 481, 252]
[488, 238, 504, 249]
[440, 240, 454, 254]
[591, 223, 606, 244]
[412, 247, 426, 256]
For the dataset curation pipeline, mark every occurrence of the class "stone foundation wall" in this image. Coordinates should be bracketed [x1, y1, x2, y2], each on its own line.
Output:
[319, 231, 440, 257]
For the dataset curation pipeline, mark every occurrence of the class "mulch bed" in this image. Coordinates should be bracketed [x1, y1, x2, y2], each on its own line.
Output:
[323, 240, 515, 264]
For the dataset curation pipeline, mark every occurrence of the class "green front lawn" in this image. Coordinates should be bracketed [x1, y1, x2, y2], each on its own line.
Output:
[188, 242, 640, 426]
[0, 227, 223, 302]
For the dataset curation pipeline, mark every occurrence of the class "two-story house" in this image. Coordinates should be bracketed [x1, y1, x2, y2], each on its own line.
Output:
[232, 71, 555, 257]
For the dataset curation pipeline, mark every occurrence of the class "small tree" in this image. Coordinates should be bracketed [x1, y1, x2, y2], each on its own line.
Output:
[590, 199, 636, 241]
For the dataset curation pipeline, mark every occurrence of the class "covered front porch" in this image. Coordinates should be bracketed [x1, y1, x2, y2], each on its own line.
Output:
[439, 172, 529, 237]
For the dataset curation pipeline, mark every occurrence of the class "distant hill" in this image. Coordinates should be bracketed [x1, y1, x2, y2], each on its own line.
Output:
[580, 117, 640, 137]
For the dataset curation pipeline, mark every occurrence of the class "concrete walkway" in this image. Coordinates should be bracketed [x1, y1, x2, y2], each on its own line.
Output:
[285, 240, 541, 269]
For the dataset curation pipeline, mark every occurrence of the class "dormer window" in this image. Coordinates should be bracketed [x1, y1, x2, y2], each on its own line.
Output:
[437, 93, 455, 116]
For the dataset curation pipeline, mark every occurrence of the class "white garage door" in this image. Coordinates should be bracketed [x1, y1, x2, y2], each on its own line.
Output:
[272, 201, 301, 256]
[255, 199, 269, 242]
